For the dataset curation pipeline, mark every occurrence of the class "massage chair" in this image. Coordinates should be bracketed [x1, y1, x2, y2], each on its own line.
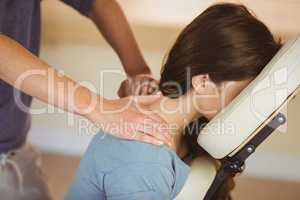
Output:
[175, 36, 300, 200]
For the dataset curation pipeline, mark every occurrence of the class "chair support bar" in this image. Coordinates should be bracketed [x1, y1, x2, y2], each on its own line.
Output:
[203, 112, 286, 200]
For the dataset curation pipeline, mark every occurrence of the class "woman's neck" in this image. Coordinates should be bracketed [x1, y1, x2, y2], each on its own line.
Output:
[151, 91, 200, 130]
[148, 90, 202, 155]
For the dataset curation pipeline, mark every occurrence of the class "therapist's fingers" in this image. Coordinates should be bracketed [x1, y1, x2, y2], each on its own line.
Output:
[135, 114, 173, 147]
[141, 82, 150, 95]
[141, 79, 159, 95]
[133, 95, 173, 145]
[117, 79, 130, 98]
[148, 85, 155, 94]
[148, 79, 159, 94]
[134, 132, 165, 146]
[110, 117, 172, 147]
[134, 93, 161, 106]
[97, 95, 173, 147]
[118, 74, 159, 97]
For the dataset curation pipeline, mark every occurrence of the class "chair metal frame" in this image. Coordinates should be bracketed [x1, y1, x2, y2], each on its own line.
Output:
[204, 112, 286, 200]
[204, 85, 299, 200]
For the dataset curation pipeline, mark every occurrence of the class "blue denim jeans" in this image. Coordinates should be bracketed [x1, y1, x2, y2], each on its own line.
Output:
[65, 131, 190, 200]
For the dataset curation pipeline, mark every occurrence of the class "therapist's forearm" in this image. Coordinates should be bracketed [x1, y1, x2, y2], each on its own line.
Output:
[0, 34, 101, 117]
[0, 34, 173, 146]
[89, 0, 150, 76]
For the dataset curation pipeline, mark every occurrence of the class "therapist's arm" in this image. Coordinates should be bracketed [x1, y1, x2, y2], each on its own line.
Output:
[89, 0, 149, 76]
[0, 35, 172, 147]
[89, 0, 158, 96]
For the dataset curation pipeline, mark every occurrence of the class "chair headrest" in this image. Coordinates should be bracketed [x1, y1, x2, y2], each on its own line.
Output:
[198, 37, 300, 159]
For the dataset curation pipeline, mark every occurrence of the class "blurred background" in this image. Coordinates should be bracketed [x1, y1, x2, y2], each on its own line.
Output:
[27, 0, 300, 199]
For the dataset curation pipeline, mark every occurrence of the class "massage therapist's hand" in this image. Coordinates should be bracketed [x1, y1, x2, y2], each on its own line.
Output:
[118, 74, 159, 97]
[88, 94, 173, 147]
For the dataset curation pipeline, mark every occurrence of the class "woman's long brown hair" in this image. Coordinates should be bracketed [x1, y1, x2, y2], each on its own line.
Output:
[160, 3, 281, 98]
[159, 3, 282, 157]
[158, 4, 282, 198]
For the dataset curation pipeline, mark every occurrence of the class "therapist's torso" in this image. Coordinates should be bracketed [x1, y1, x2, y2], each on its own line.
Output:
[0, 0, 41, 153]
[0, 0, 95, 153]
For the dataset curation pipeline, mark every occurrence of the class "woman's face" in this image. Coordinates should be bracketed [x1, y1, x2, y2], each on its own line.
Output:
[191, 74, 253, 119]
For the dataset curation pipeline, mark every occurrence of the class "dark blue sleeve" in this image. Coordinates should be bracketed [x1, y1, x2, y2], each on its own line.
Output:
[62, 0, 95, 16]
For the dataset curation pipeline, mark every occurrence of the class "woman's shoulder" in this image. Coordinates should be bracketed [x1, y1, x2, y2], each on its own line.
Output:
[85, 130, 184, 171]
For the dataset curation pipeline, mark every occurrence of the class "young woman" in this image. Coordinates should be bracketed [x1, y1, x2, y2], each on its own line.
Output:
[65, 3, 281, 200]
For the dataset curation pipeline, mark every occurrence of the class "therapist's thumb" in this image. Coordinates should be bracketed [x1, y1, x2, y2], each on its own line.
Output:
[134, 92, 162, 106]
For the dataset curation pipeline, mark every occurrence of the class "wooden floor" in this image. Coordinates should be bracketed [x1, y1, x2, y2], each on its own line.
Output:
[41, 153, 300, 200]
